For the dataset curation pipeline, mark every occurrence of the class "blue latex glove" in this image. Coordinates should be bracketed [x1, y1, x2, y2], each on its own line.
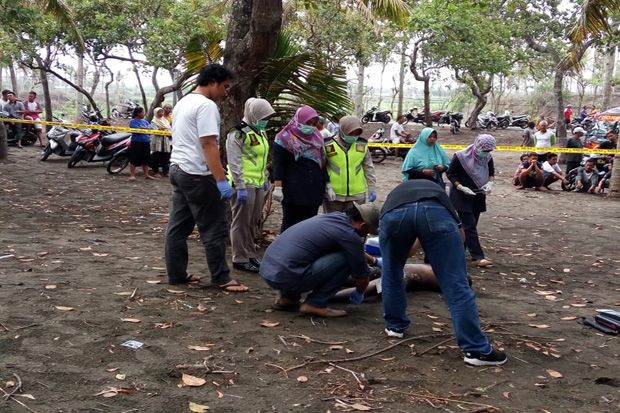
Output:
[349, 289, 365, 304]
[216, 180, 235, 200]
[368, 191, 377, 202]
[262, 181, 269, 191]
[236, 188, 248, 204]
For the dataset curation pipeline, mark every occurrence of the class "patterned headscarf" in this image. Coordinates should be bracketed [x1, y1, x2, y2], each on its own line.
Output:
[275, 105, 325, 165]
[455, 134, 496, 188]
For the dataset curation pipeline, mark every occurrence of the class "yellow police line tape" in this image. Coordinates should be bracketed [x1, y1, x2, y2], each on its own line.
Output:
[2, 117, 619, 155]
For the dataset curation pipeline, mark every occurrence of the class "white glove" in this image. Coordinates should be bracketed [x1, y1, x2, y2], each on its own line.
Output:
[481, 181, 494, 194]
[272, 187, 283, 203]
[325, 184, 336, 201]
[457, 184, 476, 196]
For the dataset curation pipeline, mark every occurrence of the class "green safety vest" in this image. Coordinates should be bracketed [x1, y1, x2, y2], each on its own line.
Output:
[325, 139, 368, 196]
[228, 128, 269, 187]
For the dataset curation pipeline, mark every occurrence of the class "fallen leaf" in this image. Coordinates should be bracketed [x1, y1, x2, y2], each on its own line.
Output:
[55, 306, 74, 311]
[189, 402, 210, 412]
[570, 303, 587, 307]
[330, 345, 344, 350]
[197, 303, 207, 312]
[502, 391, 511, 399]
[259, 320, 280, 328]
[526, 313, 537, 317]
[350, 403, 372, 411]
[115, 374, 126, 380]
[529, 324, 550, 329]
[563, 268, 571, 273]
[154, 322, 174, 329]
[544, 295, 558, 301]
[216, 390, 224, 399]
[106, 368, 119, 372]
[94, 387, 136, 397]
[45, 285, 57, 290]
[324, 366, 334, 373]
[166, 289, 186, 294]
[427, 315, 439, 319]
[297, 376, 308, 383]
[561, 316, 578, 321]
[546, 369, 563, 378]
[146, 280, 161, 284]
[92, 253, 109, 257]
[5, 380, 15, 388]
[182, 374, 206, 387]
[79, 247, 92, 251]
[14, 394, 35, 400]
[188, 345, 213, 351]
[345, 348, 354, 354]
[114, 292, 133, 296]
[120, 318, 141, 323]
[234, 299, 243, 304]
[432, 327, 443, 332]
[534, 290, 557, 295]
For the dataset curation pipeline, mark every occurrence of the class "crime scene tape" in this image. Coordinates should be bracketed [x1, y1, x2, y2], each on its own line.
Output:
[2, 118, 619, 155]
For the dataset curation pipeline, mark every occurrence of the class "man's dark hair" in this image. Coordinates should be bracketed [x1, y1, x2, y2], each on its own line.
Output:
[1, 90, 11, 96]
[345, 206, 363, 222]
[585, 159, 595, 165]
[520, 154, 528, 161]
[132, 106, 144, 118]
[547, 152, 558, 159]
[197, 64, 235, 86]
[28, 91, 36, 97]
[529, 152, 538, 158]
[528, 121, 535, 128]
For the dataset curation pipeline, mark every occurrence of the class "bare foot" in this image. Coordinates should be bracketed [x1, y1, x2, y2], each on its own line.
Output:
[299, 303, 347, 317]
[515, 185, 524, 190]
[217, 279, 249, 292]
[128, 176, 136, 181]
[145, 174, 157, 180]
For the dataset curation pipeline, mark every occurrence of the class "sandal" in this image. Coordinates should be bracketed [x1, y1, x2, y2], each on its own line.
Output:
[169, 274, 201, 285]
[217, 279, 249, 292]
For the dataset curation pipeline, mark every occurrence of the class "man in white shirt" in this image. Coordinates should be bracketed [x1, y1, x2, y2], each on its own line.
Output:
[389, 115, 411, 158]
[541, 152, 567, 190]
[534, 120, 556, 162]
[165, 64, 247, 292]
[0, 90, 11, 111]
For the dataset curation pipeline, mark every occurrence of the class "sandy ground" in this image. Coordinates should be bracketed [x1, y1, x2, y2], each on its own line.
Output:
[0, 125, 619, 413]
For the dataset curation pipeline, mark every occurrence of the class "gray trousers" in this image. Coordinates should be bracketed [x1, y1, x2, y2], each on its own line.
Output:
[164, 164, 230, 285]
[230, 186, 265, 263]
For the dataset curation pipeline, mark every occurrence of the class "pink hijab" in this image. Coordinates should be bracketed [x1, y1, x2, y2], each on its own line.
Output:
[455, 134, 496, 188]
[275, 105, 324, 165]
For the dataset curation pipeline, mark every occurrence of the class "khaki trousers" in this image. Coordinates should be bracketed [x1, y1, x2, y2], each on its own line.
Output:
[230, 186, 265, 263]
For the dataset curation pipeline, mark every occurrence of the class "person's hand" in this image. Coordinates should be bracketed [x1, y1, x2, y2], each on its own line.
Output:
[368, 191, 377, 202]
[216, 180, 234, 200]
[459, 227, 466, 241]
[236, 188, 248, 204]
[576, 181, 583, 189]
[349, 289, 365, 305]
[262, 181, 270, 191]
[325, 183, 336, 201]
[422, 169, 435, 177]
[457, 184, 476, 196]
[272, 187, 283, 203]
[481, 181, 494, 194]
[434, 164, 445, 172]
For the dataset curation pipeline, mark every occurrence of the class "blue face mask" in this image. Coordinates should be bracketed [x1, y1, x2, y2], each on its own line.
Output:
[255, 120, 268, 130]
[476, 149, 490, 159]
[342, 135, 358, 144]
[299, 124, 316, 134]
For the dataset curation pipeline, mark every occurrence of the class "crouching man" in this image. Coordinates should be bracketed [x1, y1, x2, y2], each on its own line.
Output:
[380, 179, 507, 366]
[259, 203, 380, 317]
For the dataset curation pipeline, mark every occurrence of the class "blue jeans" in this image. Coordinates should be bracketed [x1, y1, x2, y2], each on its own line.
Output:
[264, 252, 350, 308]
[379, 200, 491, 353]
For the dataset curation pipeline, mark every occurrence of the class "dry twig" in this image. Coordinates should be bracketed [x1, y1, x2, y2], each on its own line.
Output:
[386, 388, 499, 411]
[264, 363, 289, 378]
[287, 334, 348, 345]
[416, 338, 453, 356]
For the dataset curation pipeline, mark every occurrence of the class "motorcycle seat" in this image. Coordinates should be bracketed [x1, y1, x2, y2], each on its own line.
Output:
[101, 132, 131, 145]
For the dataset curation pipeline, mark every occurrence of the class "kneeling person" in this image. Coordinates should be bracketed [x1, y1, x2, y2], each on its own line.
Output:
[259, 204, 379, 317]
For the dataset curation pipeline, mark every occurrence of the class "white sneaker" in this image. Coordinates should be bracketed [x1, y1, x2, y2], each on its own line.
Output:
[384, 328, 404, 339]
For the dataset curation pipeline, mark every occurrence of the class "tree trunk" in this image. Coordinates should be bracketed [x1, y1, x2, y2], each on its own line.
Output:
[377, 61, 387, 108]
[553, 69, 567, 145]
[39, 67, 52, 125]
[9, 63, 18, 96]
[76, 53, 84, 119]
[170, 70, 182, 104]
[221, 0, 283, 134]
[423, 77, 432, 126]
[354, 62, 365, 117]
[147, 69, 194, 121]
[397, 38, 407, 116]
[104, 64, 114, 118]
[602, 46, 616, 110]
[467, 95, 487, 128]
[608, 155, 620, 198]
[89, 65, 101, 97]
[0, 122, 7, 162]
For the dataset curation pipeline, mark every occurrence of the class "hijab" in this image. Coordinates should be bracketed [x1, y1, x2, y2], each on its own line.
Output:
[243, 98, 275, 126]
[275, 105, 324, 165]
[401, 127, 449, 181]
[152, 107, 171, 131]
[338, 116, 363, 144]
[455, 134, 496, 188]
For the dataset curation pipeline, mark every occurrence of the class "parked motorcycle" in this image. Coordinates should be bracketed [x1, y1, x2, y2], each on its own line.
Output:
[0, 111, 39, 146]
[40, 117, 83, 161]
[510, 115, 529, 129]
[404, 108, 425, 124]
[471, 113, 498, 130]
[111, 100, 139, 119]
[361, 107, 392, 124]
[496, 115, 510, 129]
[367, 127, 413, 163]
[68, 129, 131, 175]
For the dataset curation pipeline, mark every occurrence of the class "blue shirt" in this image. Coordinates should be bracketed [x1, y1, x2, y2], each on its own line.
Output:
[129, 118, 151, 143]
[260, 213, 369, 284]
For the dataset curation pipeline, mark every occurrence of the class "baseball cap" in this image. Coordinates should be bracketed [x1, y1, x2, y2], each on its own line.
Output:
[353, 202, 380, 235]
[573, 127, 585, 135]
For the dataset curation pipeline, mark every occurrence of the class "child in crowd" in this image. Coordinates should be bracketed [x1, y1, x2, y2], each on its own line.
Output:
[513, 154, 529, 186]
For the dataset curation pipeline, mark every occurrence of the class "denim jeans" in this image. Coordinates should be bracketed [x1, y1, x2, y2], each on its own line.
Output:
[264, 252, 350, 308]
[164, 164, 230, 285]
[379, 200, 491, 353]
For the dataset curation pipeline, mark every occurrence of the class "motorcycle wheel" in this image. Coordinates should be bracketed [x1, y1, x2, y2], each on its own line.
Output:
[403, 118, 410, 125]
[361, 116, 370, 124]
[450, 124, 456, 134]
[370, 148, 387, 164]
[384, 115, 391, 123]
[107, 153, 130, 175]
[519, 122, 527, 129]
[500, 122, 508, 129]
[22, 132, 38, 146]
[40, 144, 52, 161]
[68, 149, 83, 168]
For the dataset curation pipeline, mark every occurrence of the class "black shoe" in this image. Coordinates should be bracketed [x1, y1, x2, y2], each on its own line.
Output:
[463, 349, 507, 366]
[249, 258, 261, 268]
[233, 262, 259, 273]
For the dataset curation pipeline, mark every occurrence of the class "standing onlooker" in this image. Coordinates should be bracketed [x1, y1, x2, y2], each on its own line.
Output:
[271, 105, 328, 232]
[318, 116, 332, 139]
[23, 91, 44, 147]
[389, 115, 412, 158]
[521, 121, 536, 147]
[564, 104, 572, 125]
[578, 106, 588, 122]
[565, 127, 585, 173]
[227, 97, 275, 273]
[379, 179, 507, 366]
[164, 64, 247, 292]
[446, 135, 496, 268]
[542, 153, 567, 189]
[327, 117, 340, 135]
[401, 127, 449, 185]
[4, 92, 24, 148]
[128, 107, 155, 181]
[150, 107, 172, 177]
[533, 120, 556, 162]
[323, 116, 377, 212]
[163, 104, 173, 124]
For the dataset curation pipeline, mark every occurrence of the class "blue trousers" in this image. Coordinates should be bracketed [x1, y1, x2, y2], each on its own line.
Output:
[379, 200, 491, 353]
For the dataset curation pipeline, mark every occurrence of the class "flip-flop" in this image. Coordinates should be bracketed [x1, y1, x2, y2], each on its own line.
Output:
[217, 280, 249, 292]
[169, 274, 201, 285]
[272, 301, 300, 312]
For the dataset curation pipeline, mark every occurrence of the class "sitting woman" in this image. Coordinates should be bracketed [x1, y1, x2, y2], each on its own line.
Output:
[401, 127, 449, 186]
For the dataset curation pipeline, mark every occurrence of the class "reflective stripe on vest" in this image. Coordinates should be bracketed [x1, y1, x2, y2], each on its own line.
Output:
[325, 141, 368, 196]
[228, 130, 269, 187]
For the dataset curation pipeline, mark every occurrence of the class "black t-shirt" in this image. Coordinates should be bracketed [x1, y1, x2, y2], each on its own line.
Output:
[381, 179, 461, 224]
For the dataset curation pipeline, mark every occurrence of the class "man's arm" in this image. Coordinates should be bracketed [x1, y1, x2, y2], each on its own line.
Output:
[200, 136, 226, 181]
